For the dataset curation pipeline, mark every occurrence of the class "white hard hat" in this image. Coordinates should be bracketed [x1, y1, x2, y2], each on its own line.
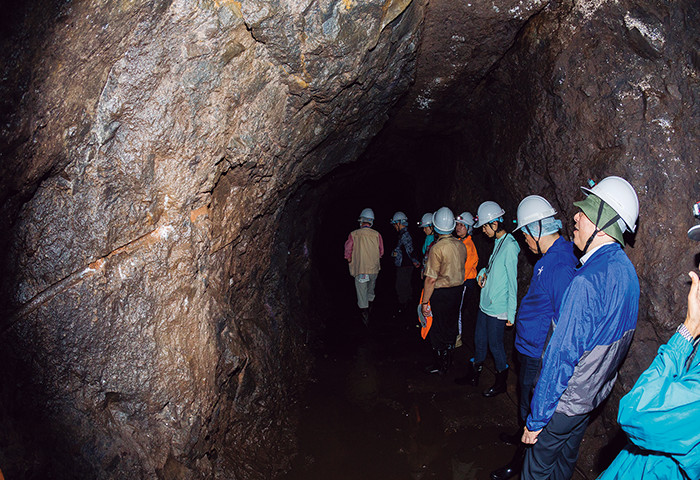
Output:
[456, 212, 475, 226]
[581, 176, 639, 232]
[391, 211, 408, 225]
[689, 225, 700, 241]
[358, 208, 375, 224]
[418, 212, 434, 227]
[474, 201, 505, 228]
[515, 195, 557, 231]
[433, 207, 456, 234]
[689, 202, 700, 241]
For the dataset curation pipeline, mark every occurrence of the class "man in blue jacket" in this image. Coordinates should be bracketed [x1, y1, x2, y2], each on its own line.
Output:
[490, 195, 577, 480]
[522, 176, 640, 480]
[596, 214, 700, 480]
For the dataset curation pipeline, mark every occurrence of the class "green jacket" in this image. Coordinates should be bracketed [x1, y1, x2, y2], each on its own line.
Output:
[477, 233, 519, 323]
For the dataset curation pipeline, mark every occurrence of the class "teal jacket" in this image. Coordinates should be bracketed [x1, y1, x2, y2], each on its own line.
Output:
[422, 234, 435, 256]
[597, 332, 700, 480]
[477, 233, 519, 323]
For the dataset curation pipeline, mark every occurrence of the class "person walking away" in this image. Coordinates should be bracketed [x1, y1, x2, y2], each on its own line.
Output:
[421, 207, 467, 375]
[489, 195, 577, 480]
[596, 202, 700, 480]
[391, 211, 421, 317]
[454, 212, 479, 348]
[461, 201, 519, 396]
[344, 208, 384, 326]
[521, 176, 640, 480]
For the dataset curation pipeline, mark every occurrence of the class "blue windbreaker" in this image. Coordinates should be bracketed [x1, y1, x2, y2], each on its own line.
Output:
[597, 333, 700, 480]
[527, 242, 639, 431]
[515, 237, 577, 358]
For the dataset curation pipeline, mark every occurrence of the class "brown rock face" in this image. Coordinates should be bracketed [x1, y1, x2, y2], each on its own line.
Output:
[0, 0, 424, 478]
[0, 0, 698, 478]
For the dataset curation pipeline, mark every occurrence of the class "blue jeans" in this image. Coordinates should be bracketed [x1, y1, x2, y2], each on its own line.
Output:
[518, 352, 542, 426]
[474, 309, 508, 372]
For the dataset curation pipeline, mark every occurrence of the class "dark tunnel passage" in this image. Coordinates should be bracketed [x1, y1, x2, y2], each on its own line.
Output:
[0, 0, 698, 478]
[278, 128, 569, 479]
[281, 154, 518, 480]
[314, 166, 423, 310]
[281, 135, 603, 480]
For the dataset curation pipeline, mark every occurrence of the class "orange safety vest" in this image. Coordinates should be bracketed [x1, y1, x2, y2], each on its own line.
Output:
[460, 235, 479, 281]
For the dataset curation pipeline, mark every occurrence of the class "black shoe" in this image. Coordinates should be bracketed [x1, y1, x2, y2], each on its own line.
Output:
[445, 349, 454, 372]
[483, 367, 508, 397]
[490, 442, 525, 480]
[360, 308, 369, 326]
[438, 349, 452, 376]
[499, 431, 521, 446]
[455, 361, 482, 386]
[424, 350, 441, 374]
[489, 463, 520, 480]
[424, 363, 441, 374]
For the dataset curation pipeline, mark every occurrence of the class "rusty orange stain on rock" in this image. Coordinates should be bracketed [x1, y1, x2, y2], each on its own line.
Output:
[87, 258, 105, 272]
[231, 1, 242, 18]
[191, 205, 209, 223]
[214, 0, 243, 18]
[291, 74, 309, 88]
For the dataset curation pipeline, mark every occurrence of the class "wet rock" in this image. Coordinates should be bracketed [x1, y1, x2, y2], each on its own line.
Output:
[0, 0, 697, 477]
[0, 0, 425, 478]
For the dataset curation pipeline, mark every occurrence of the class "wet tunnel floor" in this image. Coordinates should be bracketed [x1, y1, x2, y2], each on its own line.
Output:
[282, 296, 590, 480]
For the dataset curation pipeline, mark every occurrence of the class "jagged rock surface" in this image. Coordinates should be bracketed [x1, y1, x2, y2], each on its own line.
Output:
[0, 0, 698, 478]
[0, 0, 424, 478]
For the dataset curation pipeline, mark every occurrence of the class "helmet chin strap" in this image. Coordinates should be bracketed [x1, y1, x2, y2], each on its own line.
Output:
[582, 200, 621, 254]
[525, 220, 543, 255]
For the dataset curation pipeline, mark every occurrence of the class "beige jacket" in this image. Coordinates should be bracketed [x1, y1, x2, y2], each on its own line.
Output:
[348, 227, 382, 277]
[424, 235, 467, 288]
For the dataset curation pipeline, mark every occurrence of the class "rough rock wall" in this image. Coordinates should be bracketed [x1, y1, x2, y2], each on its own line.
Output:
[0, 0, 425, 478]
[1, 0, 696, 476]
[390, 0, 552, 133]
[340, 0, 557, 216]
[449, 0, 699, 473]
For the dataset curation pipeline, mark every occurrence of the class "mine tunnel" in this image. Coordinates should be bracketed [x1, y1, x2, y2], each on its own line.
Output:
[0, 0, 699, 479]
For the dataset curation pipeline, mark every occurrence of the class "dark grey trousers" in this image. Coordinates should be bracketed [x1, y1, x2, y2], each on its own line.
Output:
[521, 411, 589, 480]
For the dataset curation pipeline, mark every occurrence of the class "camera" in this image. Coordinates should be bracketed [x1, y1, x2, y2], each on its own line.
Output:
[688, 201, 700, 241]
